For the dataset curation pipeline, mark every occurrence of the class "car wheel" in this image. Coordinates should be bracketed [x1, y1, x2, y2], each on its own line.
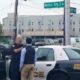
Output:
[47, 71, 69, 80]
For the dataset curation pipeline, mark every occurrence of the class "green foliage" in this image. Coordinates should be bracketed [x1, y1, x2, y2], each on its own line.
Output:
[0, 36, 9, 44]
[0, 23, 2, 35]
[0, 23, 9, 44]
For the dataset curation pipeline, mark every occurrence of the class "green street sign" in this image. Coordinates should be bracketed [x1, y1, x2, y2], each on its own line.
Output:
[44, 1, 76, 13]
[44, 1, 64, 8]
[70, 7, 76, 13]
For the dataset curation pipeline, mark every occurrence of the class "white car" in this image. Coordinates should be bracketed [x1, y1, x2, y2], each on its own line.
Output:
[34, 45, 80, 80]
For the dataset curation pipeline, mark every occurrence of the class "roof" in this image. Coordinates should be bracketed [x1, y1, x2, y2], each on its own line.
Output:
[38, 45, 79, 49]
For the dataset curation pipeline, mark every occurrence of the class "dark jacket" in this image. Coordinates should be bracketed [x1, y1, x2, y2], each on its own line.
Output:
[10, 43, 23, 67]
[24, 46, 35, 64]
[9, 43, 23, 80]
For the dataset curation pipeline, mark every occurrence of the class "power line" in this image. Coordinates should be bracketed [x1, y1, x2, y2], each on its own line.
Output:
[0, 1, 80, 14]
[0, 4, 13, 12]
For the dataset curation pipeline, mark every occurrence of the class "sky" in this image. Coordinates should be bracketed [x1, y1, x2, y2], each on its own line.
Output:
[0, 0, 80, 23]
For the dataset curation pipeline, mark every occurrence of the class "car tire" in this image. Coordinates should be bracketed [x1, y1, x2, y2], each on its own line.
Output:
[47, 71, 70, 80]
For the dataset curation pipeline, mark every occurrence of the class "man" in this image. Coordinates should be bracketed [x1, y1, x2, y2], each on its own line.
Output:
[9, 35, 23, 80]
[20, 37, 35, 80]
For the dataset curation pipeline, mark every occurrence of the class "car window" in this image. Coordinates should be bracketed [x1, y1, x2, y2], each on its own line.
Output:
[36, 48, 54, 61]
[64, 48, 80, 60]
[0, 51, 3, 59]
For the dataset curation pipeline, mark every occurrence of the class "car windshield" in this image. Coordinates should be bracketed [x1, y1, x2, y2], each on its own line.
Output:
[36, 48, 54, 61]
[64, 48, 80, 60]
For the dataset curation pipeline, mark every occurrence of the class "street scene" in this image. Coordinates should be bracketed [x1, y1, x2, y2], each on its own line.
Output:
[0, 0, 80, 80]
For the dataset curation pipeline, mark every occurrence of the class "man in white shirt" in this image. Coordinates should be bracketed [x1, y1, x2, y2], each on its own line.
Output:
[20, 37, 35, 80]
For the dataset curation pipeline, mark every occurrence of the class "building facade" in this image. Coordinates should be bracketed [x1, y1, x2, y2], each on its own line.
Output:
[2, 13, 80, 39]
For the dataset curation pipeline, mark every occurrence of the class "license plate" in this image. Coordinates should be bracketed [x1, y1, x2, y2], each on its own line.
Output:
[74, 64, 80, 70]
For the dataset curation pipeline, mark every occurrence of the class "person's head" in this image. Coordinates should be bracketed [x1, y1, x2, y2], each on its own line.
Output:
[26, 37, 32, 45]
[15, 35, 22, 45]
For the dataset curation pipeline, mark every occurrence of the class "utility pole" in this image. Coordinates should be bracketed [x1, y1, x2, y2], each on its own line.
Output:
[14, 0, 27, 41]
[14, 0, 18, 41]
[64, 0, 70, 45]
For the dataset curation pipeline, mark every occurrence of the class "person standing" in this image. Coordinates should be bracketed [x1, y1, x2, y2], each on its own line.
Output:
[20, 37, 35, 80]
[9, 35, 23, 80]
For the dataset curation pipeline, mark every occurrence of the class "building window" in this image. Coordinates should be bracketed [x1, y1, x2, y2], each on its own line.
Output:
[22, 29, 24, 32]
[22, 22, 24, 26]
[70, 21, 72, 25]
[28, 21, 31, 26]
[9, 24, 11, 26]
[52, 22, 54, 25]
[52, 29, 54, 31]
[73, 21, 75, 25]
[79, 28, 80, 32]
[32, 22, 34, 25]
[59, 21, 61, 25]
[32, 29, 34, 31]
[63, 22, 64, 24]
[3, 23, 5, 26]
[38, 21, 41, 25]
[73, 28, 75, 32]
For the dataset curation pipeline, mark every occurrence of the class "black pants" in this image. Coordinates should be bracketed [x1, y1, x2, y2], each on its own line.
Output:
[9, 65, 21, 80]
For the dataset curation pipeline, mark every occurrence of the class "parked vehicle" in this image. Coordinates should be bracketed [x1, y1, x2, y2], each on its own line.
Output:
[0, 49, 6, 80]
[34, 45, 80, 80]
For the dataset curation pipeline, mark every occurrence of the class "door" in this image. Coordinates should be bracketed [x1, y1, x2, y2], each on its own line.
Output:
[35, 48, 56, 80]
[0, 50, 6, 80]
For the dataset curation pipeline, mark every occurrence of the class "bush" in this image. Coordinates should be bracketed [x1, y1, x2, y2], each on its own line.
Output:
[0, 36, 9, 44]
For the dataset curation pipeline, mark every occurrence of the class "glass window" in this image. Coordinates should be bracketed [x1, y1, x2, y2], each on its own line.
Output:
[28, 21, 31, 26]
[73, 28, 75, 32]
[36, 48, 54, 61]
[73, 21, 75, 25]
[52, 22, 54, 25]
[63, 22, 64, 24]
[59, 21, 61, 25]
[79, 28, 80, 32]
[64, 48, 80, 60]
[0, 52, 2, 59]
[9, 24, 11, 26]
[70, 21, 72, 25]
[32, 22, 34, 25]
[38, 21, 41, 25]
[22, 22, 24, 26]
[22, 29, 24, 32]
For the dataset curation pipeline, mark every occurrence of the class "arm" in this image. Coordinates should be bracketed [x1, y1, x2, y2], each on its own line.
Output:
[14, 47, 22, 53]
[20, 48, 26, 70]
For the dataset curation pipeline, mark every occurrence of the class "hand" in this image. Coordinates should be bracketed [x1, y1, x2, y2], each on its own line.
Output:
[20, 65, 24, 71]
[14, 47, 22, 53]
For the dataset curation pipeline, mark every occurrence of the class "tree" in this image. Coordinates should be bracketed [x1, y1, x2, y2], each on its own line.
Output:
[0, 23, 2, 35]
[0, 23, 9, 44]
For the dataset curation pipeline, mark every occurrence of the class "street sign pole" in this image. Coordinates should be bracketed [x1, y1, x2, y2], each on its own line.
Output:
[64, 0, 70, 45]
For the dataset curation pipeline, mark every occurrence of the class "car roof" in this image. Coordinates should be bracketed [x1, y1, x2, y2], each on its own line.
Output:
[38, 45, 79, 49]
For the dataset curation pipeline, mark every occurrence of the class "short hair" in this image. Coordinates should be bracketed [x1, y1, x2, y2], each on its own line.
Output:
[26, 37, 32, 44]
[16, 34, 22, 38]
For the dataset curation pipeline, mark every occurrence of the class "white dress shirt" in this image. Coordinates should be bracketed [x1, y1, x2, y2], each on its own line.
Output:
[20, 48, 26, 69]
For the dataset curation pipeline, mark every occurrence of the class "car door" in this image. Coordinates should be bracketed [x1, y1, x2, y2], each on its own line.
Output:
[0, 50, 6, 80]
[35, 48, 56, 80]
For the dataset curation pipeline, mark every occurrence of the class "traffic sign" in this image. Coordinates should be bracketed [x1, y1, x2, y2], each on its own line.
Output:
[44, 1, 76, 13]
[44, 1, 64, 8]
[70, 7, 76, 13]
